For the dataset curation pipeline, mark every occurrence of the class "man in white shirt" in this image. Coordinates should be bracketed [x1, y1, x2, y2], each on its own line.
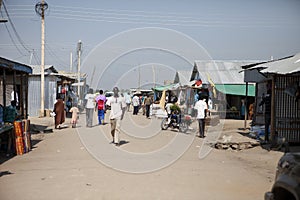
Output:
[132, 94, 140, 115]
[84, 88, 95, 127]
[107, 87, 126, 146]
[124, 92, 131, 112]
[194, 95, 208, 138]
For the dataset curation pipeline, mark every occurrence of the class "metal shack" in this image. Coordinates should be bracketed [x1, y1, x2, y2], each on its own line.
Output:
[242, 53, 300, 143]
[191, 60, 258, 119]
[0, 57, 32, 119]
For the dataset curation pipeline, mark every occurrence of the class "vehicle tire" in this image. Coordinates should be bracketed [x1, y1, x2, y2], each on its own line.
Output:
[179, 121, 188, 133]
[161, 118, 169, 130]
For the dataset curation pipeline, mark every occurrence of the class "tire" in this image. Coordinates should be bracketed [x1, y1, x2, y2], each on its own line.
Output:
[161, 118, 169, 130]
[179, 121, 188, 133]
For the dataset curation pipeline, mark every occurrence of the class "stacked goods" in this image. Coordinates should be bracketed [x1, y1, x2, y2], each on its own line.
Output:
[23, 119, 31, 153]
[14, 120, 24, 155]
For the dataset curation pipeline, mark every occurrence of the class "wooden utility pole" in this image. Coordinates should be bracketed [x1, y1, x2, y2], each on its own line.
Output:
[40, 0, 45, 117]
[70, 52, 73, 72]
[35, 0, 48, 117]
[77, 40, 82, 98]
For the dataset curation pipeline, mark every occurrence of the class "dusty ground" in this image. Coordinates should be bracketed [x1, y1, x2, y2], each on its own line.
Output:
[0, 111, 284, 200]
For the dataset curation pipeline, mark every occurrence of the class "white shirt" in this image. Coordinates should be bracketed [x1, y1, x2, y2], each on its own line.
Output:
[85, 93, 95, 109]
[165, 103, 173, 115]
[125, 94, 131, 104]
[132, 96, 140, 107]
[108, 96, 126, 119]
[194, 99, 208, 119]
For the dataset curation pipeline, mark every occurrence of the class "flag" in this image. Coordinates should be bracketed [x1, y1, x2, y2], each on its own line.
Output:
[206, 73, 216, 98]
[159, 90, 166, 109]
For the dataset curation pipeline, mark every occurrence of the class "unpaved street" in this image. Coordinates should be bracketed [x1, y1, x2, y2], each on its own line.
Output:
[0, 112, 283, 200]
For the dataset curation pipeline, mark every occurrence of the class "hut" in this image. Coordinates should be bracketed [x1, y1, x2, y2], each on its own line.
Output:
[191, 60, 258, 119]
[242, 53, 300, 143]
[0, 57, 32, 154]
[28, 65, 80, 117]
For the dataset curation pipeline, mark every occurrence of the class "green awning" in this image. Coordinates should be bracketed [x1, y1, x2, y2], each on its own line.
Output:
[153, 83, 180, 91]
[215, 84, 255, 96]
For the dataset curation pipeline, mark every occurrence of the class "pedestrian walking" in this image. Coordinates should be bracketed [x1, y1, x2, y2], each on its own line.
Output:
[53, 95, 65, 129]
[125, 92, 131, 111]
[132, 94, 140, 115]
[107, 87, 126, 146]
[144, 94, 152, 118]
[84, 88, 95, 127]
[194, 95, 208, 138]
[69, 106, 79, 128]
[95, 90, 106, 125]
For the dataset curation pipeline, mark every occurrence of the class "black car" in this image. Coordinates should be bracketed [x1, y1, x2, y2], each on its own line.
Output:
[265, 152, 300, 200]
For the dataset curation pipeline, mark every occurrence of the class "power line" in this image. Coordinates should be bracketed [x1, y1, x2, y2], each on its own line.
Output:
[45, 43, 69, 67]
[2, 1, 33, 52]
[4, 4, 285, 28]
[1, 1, 40, 64]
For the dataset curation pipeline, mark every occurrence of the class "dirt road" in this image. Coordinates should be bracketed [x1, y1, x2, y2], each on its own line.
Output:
[0, 112, 283, 200]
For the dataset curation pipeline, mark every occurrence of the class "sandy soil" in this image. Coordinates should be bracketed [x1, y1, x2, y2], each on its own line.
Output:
[0, 112, 283, 200]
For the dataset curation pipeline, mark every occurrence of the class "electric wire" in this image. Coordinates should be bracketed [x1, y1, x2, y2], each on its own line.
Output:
[2, 1, 40, 64]
[45, 43, 69, 67]
[4, 4, 286, 28]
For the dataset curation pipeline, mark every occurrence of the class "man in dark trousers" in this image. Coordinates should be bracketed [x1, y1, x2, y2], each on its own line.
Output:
[259, 89, 271, 143]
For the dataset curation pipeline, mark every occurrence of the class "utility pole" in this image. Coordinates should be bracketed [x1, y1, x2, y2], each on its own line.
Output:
[70, 52, 72, 72]
[77, 40, 82, 99]
[152, 65, 156, 88]
[35, 0, 48, 117]
[138, 65, 141, 89]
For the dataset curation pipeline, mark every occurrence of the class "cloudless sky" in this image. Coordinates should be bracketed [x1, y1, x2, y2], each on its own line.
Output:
[1, 0, 300, 89]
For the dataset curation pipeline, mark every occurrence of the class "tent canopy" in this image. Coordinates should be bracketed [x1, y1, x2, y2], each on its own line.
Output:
[215, 84, 255, 96]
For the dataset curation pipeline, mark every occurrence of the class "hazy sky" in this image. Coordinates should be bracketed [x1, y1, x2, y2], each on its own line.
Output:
[1, 0, 300, 89]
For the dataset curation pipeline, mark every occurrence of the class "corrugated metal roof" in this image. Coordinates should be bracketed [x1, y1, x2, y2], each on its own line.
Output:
[30, 65, 57, 74]
[0, 56, 32, 74]
[174, 70, 191, 85]
[247, 53, 300, 74]
[193, 60, 259, 84]
[30, 65, 86, 80]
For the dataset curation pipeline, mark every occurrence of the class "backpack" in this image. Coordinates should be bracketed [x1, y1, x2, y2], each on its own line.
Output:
[97, 99, 105, 110]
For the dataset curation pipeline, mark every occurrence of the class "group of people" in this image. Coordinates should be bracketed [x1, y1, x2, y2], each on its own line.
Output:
[84, 87, 126, 146]
[54, 85, 272, 146]
[132, 94, 152, 118]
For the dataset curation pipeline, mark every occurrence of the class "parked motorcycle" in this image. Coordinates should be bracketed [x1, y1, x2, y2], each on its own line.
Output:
[161, 113, 192, 133]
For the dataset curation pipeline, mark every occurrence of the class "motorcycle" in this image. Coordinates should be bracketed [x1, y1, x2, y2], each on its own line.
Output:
[161, 113, 193, 133]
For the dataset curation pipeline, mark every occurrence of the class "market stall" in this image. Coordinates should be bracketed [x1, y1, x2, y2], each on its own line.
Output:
[0, 57, 32, 155]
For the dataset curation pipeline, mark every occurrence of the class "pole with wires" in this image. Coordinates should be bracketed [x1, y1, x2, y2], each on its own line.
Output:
[77, 40, 82, 100]
[35, 0, 48, 117]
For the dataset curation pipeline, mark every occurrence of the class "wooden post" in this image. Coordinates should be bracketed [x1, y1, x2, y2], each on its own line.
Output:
[2, 68, 6, 106]
[244, 82, 248, 130]
[270, 76, 276, 143]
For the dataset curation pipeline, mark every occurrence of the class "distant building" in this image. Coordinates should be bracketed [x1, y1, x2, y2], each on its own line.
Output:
[28, 65, 86, 117]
